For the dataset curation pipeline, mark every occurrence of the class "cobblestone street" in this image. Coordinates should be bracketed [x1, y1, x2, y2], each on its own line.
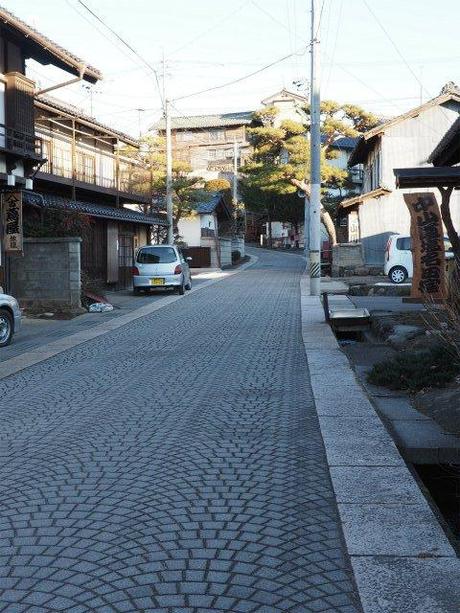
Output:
[0, 250, 361, 612]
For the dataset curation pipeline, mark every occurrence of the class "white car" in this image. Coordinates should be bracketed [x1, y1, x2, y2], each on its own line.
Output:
[0, 293, 21, 347]
[384, 234, 453, 283]
[132, 245, 192, 295]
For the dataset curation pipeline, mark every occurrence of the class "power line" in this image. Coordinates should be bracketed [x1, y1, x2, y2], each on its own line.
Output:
[323, 0, 343, 95]
[174, 47, 308, 102]
[75, 0, 164, 108]
[362, 0, 431, 99]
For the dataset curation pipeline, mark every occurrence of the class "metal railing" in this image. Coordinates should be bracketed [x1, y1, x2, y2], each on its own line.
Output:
[0, 124, 43, 159]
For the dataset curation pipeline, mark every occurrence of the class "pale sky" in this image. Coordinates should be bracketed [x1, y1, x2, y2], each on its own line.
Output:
[6, 0, 460, 137]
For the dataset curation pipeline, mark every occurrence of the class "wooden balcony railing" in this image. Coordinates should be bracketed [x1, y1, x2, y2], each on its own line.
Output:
[0, 124, 43, 159]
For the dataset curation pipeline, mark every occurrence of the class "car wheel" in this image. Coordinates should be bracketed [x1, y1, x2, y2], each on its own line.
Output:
[185, 277, 192, 290]
[389, 266, 408, 284]
[0, 308, 13, 347]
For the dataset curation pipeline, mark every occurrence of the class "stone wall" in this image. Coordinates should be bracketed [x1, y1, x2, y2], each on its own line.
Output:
[219, 238, 232, 268]
[10, 237, 82, 312]
[332, 242, 368, 276]
[200, 236, 220, 267]
[231, 237, 245, 258]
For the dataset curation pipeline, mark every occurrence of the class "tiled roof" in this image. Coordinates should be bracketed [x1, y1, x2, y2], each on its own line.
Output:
[35, 96, 139, 146]
[331, 136, 359, 150]
[0, 6, 102, 83]
[428, 116, 460, 166]
[154, 111, 254, 131]
[23, 192, 168, 226]
[195, 193, 222, 214]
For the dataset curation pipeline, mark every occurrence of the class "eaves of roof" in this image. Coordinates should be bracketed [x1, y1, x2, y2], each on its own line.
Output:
[0, 6, 102, 83]
[339, 186, 392, 209]
[349, 92, 460, 167]
[428, 116, 460, 166]
[35, 96, 139, 146]
[154, 111, 254, 131]
[23, 191, 168, 226]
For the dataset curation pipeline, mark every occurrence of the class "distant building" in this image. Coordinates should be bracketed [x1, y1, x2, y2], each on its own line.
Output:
[155, 111, 254, 183]
[153, 89, 309, 184]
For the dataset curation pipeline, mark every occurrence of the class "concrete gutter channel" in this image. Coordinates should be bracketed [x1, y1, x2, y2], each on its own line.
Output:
[300, 275, 460, 613]
[0, 257, 256, 381]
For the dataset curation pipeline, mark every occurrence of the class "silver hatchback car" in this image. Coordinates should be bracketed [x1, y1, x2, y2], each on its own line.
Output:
[0, 293, 21, 347]
[132, 245, 192, 295]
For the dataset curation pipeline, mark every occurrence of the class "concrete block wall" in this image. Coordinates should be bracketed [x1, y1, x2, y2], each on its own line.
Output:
[10, 237, 82, 312]
[231, 237, 245, 258]
[219, 238, 232, 268]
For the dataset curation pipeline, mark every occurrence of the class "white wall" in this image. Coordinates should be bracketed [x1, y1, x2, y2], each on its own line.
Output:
[178, 216, 201, 246]
[200, 213, 216, 230]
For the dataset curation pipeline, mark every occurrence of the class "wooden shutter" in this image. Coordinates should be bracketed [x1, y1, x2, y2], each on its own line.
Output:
[5, 72, 35, 136]
[107, 222, 119, 283]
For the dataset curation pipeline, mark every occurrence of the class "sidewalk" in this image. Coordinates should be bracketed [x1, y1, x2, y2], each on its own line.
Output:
[300, 276, 460, 612]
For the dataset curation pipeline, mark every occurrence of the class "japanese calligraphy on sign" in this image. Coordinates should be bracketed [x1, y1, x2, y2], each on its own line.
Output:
[2, 191, 23, 255]
[404, 192, 446, 301]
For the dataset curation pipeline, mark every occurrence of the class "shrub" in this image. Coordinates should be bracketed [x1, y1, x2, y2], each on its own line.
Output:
[204, 179, 231, 192]
[367, 345, 460, 392]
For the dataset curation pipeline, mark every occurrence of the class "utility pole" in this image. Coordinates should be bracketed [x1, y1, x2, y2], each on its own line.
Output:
[232, 140, 239, 235]
[304, 193, 310, 264]
[232, 141, 238, 203]
[163, 53, 174, 244]
[309, 0, 321, 296]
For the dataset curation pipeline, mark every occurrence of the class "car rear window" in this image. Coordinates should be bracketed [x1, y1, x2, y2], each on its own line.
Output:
[137, 247, 177, 264]
[396, 237, 412, 251]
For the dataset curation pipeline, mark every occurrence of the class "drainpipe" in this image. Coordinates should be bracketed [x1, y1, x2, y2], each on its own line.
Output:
[35, 65, 88, 97]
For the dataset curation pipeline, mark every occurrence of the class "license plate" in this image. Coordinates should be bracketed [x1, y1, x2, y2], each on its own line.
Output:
[150, 278, 165, 286]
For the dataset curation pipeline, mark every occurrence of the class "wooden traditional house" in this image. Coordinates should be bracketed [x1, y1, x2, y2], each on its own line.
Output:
[0, 6, 166, 292]
[0, 6, 98, 288]
[30, 96, 167, 289]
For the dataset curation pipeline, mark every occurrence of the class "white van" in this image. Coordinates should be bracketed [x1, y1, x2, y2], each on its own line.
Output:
[384, 234, 453, 283]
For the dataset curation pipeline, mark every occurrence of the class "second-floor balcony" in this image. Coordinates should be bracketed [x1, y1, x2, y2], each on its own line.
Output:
[37, 132, 149, 200]
[0, 124, 43, 160]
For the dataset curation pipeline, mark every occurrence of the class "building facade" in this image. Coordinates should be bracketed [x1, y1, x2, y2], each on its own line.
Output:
[31, 96, 166, 289]
[155, 111, 254, 183]
[341, 85, 460, 266]
[0, 6, 166, 295]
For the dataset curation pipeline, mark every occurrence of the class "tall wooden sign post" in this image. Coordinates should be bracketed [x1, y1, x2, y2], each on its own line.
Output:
[404, 192, 447, 301]
[0, 190, 23, 292]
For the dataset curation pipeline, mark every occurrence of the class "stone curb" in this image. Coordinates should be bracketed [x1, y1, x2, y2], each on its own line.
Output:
[0, 256, 257, 381]
[300, 275, 460, 613]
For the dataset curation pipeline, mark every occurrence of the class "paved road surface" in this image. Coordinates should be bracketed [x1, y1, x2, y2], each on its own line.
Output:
[0, 249, 361, 612]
